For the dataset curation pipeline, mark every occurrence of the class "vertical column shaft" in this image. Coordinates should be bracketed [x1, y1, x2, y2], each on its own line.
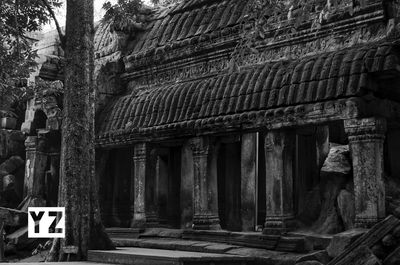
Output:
[131, 142, 158, 228]
[23, 136, 47, 208]
[344, 117, 386, 228]
[241, 133, 257, 231]
[263, 130, 296, 234]
[189, 137, 221, 230]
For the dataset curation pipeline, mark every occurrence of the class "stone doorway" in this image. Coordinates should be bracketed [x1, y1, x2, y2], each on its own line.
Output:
[156, 147, 182, 228]
[100, 148, 133, 228]
[217, 141, 242, 231]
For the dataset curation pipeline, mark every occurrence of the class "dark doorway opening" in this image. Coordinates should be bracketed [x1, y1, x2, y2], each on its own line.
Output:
[157, 147, 182, 228]
[102, 148, 133, 227]
[217, 141, 241, 231]
[257, 134, 266, 229]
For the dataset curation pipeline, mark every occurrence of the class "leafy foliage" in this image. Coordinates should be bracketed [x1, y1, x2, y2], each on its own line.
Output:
[0, 0, 62, 112]
[102, 0, 149, 33]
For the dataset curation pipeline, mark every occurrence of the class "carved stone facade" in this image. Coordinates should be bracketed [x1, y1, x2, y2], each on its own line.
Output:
[20, 0, 400, 252]
[93, 0, 400, 237]
[20, 90, 62, 210]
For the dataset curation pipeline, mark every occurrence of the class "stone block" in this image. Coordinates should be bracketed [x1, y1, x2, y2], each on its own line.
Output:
[6, 224, 43, 250]
[328, 216, 400, 264]
[313, 145, 353, 234]
[392, 225, 400, 238]
[337, 189, 355, 230]
[327, 229, 366, 258]
[0, 207, 27, 227]
[0, 130, 25, 159]
[371, 244, 388, 260]
[320, 145, 351, 177]
[0, 156, 24, 178]
[381, 234, 397, 247]
[276, 236, 313, 253]
[339, 245, 381, 265]
[296, 261, 323, 265]
[383, 246, 400, 265]
[296, 250, 331, 264]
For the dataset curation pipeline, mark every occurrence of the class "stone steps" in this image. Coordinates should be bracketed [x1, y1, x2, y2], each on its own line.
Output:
[105, 228, 144, 239]
[106, 228, 312, 253]
[88, 247, 254, 265]
[182, 230, 312, 253]
[112, 237, 241, 254]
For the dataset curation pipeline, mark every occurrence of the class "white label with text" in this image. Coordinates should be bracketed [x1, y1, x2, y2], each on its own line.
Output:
[28, 207, 65, 238]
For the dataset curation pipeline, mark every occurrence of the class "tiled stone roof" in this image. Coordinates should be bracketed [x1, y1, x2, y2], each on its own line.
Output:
[96, 42, 400, 143]
[127, 0, 247, 55]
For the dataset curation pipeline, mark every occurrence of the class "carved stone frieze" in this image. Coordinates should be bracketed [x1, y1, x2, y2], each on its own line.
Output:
[122, 7, 385, 87]
[124, 22, 385, 87]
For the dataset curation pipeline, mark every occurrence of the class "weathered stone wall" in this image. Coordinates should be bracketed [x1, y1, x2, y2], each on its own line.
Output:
[0, 129, 26, 206]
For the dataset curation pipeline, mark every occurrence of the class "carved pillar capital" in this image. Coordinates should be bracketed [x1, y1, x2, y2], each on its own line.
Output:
[188, 137, 214, 158]
[133, 142, 149, 162]
[344, 117, 386, 141]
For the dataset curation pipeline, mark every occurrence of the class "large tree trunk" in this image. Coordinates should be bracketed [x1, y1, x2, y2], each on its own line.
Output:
[47, 0, 114, 261]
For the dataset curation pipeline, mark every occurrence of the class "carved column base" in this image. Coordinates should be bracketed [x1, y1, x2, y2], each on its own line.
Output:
[130, 212, 160, 228]
[144, 212, 160, 227]
[263, 215, 297, 235]
[192, 214, 221, 230]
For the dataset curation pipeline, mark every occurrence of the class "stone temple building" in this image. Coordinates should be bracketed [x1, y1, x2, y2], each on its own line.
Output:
[93, 0, 400, 231]
[15, 0, 400, 263]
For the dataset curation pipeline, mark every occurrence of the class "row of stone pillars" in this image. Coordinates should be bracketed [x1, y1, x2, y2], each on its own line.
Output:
[130, 117, 387, 231]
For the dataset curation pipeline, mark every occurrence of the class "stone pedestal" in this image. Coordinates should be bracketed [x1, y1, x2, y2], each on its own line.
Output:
[131, 143, 158, 228]
[241, 133, 257, 231]
[189, 137, 221, 230]
[344, 117, 386, 228]
[263, 130, 296, 234]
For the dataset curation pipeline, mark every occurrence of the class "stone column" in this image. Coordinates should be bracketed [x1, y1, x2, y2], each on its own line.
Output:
[23, 135, 48, 209]
[131, 142, 158, 228]
[180, 143, 194, 229]
[189, 137, 221, 230]
[344, 117, 386, 228]
[263, 130, 296, 234]
[241, 133, 257, 231]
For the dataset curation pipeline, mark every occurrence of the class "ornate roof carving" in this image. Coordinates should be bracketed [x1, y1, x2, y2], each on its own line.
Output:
[96, 42, 400, 146]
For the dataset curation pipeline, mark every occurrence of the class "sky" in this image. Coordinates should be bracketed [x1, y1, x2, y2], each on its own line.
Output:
[42, 0, 152, 32]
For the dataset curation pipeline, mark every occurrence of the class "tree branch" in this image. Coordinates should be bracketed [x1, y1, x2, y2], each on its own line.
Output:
[41, 0, 65, 48]
[14, 0, 20, 57]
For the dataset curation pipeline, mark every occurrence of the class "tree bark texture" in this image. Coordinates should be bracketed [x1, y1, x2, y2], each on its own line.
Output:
[47, 0, 114, 261]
